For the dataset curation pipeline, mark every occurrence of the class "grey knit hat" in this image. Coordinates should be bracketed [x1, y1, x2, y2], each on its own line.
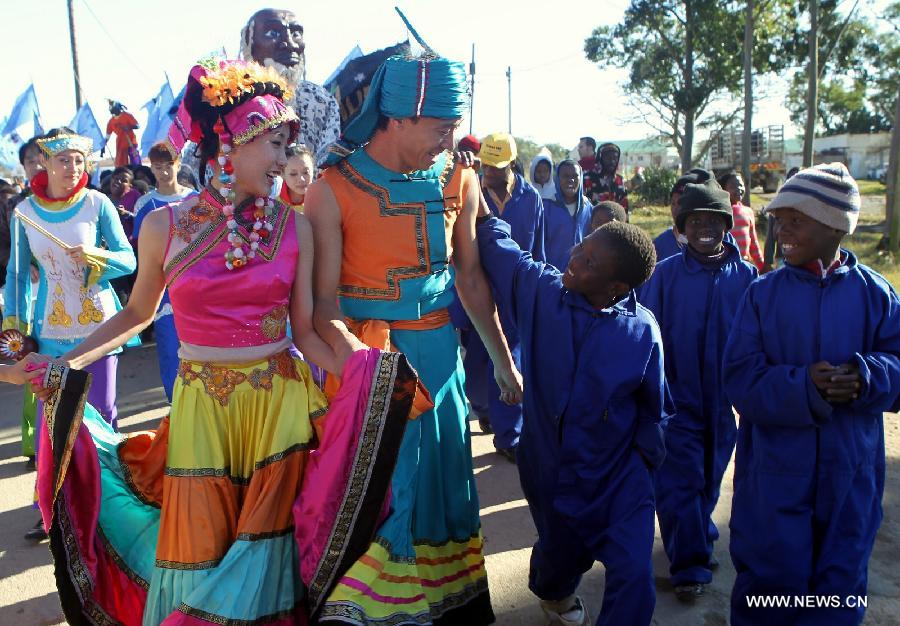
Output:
[765, 162, 860, 234]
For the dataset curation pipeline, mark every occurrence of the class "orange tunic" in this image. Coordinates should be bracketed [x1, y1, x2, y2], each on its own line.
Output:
[106, 112, 139, 167]
[322, 151, 474, 314]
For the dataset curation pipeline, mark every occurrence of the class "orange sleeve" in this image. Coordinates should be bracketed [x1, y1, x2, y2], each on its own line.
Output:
[747, 210, 765, 270]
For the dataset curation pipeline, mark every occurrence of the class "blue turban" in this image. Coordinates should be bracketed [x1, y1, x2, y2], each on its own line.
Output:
[324, 55, 468, 166]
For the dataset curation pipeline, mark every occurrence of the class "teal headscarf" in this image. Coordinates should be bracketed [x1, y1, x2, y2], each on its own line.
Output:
[324, 55, 468, 167]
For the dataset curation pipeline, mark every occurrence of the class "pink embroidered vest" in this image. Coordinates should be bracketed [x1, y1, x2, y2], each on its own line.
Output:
[164, 189, 297, 350]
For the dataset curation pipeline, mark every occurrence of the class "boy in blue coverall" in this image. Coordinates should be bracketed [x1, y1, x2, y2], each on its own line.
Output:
[640, 180, 757, 601]
[543, 159, 592, 272]
[476, 205, 669, 626]
[724, 163, 900, 626]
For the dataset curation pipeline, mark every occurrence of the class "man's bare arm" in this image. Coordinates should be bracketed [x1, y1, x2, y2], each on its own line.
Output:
[453, 171, 523, 404]
[304, 178, 367, 373]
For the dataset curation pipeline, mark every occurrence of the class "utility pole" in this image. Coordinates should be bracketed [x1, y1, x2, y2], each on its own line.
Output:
[67, 0, 83, 112]
[469, 44, 475, 135]
[886, 86, 900, 253]
[803, 0, 818, 168]
[741, 0, 754, 204]
[506, 66, 512, 134]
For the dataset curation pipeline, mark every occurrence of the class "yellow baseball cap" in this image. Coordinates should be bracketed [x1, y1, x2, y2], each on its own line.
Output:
[478, 132, 517, 168]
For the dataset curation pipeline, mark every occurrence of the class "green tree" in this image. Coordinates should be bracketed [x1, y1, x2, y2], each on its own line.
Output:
[784, 0, 896, 136]
[585, 0, 798, 171]
[513, 137, 570, 176]
[869, 2, 900, 124]
[787, 77, 890, 134]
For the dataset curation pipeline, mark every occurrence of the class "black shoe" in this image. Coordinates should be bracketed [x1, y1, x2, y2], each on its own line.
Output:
[495, 446, 517, 464]
[477, 415, 493, 434]
[674, 583, 705, 602]
[24, 456, 35, 471]
[24, 519, 48, 541]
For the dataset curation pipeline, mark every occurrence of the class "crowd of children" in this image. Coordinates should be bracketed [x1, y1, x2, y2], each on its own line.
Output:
[468, 145, 898, 626]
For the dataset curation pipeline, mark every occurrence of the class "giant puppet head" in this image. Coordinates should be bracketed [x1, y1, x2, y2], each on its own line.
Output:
[240, 8, 306, 89]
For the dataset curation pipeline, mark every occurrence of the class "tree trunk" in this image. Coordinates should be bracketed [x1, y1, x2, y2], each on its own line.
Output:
[683, 110, 695, 172]
[803, 0, 818, 168]
[742, 0, 754, 202]
[886, 86, 900, 253]
[681, 0, 695, 171]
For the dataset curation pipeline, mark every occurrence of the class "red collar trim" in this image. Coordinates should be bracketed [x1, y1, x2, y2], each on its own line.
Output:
[279, 183, 304, 208]
[801, 251, 848, 278]
[30, 170, 89, 204]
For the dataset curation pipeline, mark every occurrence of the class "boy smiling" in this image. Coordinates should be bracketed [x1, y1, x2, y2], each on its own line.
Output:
[724, 163, 900, 625]
[640, 180, 757, 602]
[476, 203, 669, 626]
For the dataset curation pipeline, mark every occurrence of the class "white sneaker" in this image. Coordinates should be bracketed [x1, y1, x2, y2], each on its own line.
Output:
[540, 595, 590, 626]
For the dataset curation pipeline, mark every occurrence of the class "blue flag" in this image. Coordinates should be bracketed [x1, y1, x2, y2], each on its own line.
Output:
[69, 103, 105, 153]
[141, 81, 175, 156]
[2, 84, 42, 137]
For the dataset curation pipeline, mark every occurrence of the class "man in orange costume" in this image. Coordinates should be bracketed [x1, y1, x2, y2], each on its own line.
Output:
[104, 100, 139, 167]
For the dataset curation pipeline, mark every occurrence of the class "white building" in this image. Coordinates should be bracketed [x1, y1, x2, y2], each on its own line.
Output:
[615, 137, 680, 173]
[784, 132, 892, 179]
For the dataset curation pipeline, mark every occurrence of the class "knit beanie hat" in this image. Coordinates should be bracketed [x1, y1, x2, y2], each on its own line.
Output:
[675, 179, 734, 231]
[671, 167, 713, 197]
[765, 162, 860, 233]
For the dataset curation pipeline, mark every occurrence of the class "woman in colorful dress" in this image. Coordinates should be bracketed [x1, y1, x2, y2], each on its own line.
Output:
[32, 60, 420, 626]
[3, 126, 137, 429]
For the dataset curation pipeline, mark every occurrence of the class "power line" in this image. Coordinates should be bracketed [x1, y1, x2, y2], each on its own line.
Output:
[473, 49, 586, 78]
[78, 0, 153, 83]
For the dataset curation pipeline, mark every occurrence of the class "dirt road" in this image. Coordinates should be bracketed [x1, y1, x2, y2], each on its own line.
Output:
[1, 345, 898, 625]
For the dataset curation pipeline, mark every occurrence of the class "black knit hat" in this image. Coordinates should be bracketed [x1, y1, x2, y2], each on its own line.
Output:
[675, 180, 734, 231]
[670, 167, 713, 197]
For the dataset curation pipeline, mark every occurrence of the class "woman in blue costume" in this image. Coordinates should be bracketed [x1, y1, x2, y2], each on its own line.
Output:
[306, 53, 523, 624]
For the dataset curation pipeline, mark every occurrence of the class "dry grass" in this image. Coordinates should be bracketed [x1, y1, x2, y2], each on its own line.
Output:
[629, 204, 899, 288]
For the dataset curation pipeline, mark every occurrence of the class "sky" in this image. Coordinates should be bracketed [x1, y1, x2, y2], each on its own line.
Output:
[0, 0, 892, 152]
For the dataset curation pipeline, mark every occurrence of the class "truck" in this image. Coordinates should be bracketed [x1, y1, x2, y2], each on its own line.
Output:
[710, 125, 785, 193]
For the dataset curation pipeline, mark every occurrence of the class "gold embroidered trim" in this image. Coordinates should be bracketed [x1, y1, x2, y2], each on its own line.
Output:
[178, 351, 303, 405]
[155, 557, 222, 571]
[308, 352, 400, 607]
[97, 527, 150, 591]
[178, 361, 247, 407]
[171, 197, 218, 243]
[260, 304, 288, 340]
[235, 527, 294, 542]
[164, 200, 291, 286]
[175, 603, 297, 625]
[231, 109, 297, 146]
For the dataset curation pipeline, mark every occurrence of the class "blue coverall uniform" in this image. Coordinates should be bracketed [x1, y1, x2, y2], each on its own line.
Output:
[724, 252, 900, 626]
[639, 242, 757, 586]
[478, 216, 670, 626]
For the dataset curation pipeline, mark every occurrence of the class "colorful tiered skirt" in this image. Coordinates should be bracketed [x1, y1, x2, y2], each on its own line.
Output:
[38, 348, 417, 625]
[317, 322, 494, 625]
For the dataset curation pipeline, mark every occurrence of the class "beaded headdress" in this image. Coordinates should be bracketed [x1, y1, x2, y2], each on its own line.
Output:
[35, 133, 94, 158]
[168, 60, 299, 270]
